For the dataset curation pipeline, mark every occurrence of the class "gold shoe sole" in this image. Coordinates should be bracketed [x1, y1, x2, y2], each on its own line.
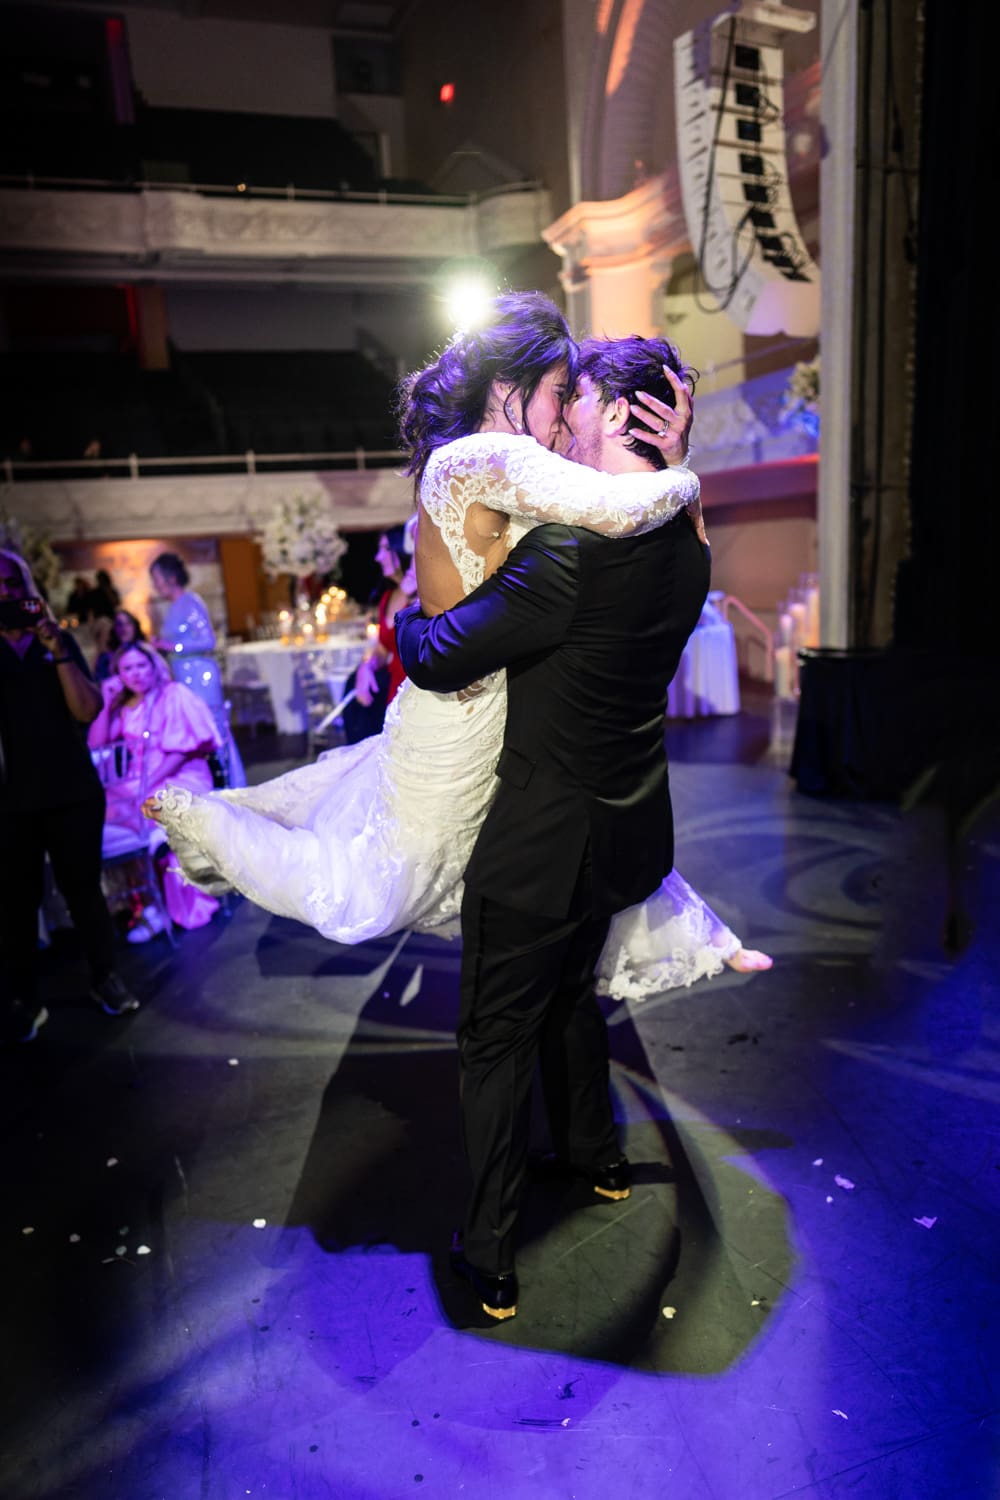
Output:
[483, 1301, 518, 1320]
[593, 1185, 631, 1200]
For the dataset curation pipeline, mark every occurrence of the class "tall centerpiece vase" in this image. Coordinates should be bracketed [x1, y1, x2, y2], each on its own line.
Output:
[293, 577, 314, 645]
[257, 491, 348, 645]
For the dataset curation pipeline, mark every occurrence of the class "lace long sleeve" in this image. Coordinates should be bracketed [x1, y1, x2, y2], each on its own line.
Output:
[422, 431, 699, 540]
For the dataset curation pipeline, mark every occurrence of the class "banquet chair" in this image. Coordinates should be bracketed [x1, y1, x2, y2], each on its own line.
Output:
[222, 660, 275, 737]
[91, 741, 176, 947]
[293, 653, 344, 756]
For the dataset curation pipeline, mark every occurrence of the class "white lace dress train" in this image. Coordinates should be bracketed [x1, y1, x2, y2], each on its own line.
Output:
[155, 668, 741, 996]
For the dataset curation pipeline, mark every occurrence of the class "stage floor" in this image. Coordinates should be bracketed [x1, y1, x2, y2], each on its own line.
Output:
[2, 708, 997, 1499]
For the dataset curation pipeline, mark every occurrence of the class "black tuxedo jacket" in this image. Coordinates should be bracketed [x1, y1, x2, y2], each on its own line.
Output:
[396, 513, 710, 920]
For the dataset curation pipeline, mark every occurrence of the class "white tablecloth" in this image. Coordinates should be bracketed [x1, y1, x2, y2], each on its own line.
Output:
[666, 600, 741, 718]
[225, 635, 367, 735]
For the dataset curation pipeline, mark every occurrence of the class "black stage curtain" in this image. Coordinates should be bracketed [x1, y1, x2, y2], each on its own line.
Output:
[794, 1, 1000, 809]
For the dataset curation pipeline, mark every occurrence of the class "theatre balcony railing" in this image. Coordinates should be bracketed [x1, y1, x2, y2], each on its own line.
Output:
[0, 177, 552, 281]
[0, 447, 418, 542]
[1, 449, 407, 484]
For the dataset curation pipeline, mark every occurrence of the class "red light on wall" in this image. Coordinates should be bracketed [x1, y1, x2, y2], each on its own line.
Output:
[439, 82, 455, 105]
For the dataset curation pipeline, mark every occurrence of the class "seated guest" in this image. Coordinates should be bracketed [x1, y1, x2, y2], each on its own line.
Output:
[94, 609, 146, 682]
[88, 642, 222, 937]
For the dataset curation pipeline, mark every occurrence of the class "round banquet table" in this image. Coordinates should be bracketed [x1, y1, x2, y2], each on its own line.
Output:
[224, 634, 367, 736]
[666, 596, 741, 718]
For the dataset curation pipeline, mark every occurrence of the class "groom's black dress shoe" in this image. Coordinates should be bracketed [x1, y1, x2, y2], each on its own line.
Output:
[528, 1151, 632, 1201]
[449, 1232, 518, 1320]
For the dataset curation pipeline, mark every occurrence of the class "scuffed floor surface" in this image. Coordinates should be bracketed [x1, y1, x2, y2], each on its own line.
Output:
[1, 716, 997, 1499]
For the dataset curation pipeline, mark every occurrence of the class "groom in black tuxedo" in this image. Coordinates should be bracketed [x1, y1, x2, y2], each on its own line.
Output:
[395, 336, 709, 1321]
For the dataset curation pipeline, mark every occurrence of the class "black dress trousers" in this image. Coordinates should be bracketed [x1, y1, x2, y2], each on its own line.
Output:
[457, 851, 621, 1275]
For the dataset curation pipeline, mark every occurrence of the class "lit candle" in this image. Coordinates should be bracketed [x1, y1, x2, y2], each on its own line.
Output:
[774, 645, 794, 699]
[789, 602, 807, 646]
[806, 587, 820, 647]
[777, 612, 793, 647]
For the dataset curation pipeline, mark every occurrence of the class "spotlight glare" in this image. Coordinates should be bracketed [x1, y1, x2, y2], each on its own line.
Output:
[444, 276, 493, 332]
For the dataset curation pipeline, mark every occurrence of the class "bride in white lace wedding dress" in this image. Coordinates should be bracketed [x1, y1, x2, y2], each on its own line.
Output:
[149, 299, 770, 998]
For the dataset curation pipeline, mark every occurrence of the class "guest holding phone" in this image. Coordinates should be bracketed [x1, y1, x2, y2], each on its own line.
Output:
[0, 547, 140, 1042]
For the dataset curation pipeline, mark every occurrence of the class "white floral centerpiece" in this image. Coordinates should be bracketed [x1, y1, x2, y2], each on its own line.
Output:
[257, 492, 348, 604]
[780, 357, 820, 441]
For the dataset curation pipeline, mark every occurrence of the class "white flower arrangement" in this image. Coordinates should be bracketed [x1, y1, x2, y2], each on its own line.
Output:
[780, 358, 820, 440]
[257, 493, 348, 581]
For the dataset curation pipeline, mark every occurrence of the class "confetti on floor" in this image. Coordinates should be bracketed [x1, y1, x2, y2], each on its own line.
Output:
[914, 1215, 937, 1229]
[662, 1307, 677, 1319]
[832, 1410, 848, 1420]
[22, 1226, 34, 1236]
[252, 1218, 267, 1229]
[834, 1175, 855, 1190]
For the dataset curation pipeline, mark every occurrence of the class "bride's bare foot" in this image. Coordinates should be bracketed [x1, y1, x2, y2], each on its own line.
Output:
[726, 948, 773, 973]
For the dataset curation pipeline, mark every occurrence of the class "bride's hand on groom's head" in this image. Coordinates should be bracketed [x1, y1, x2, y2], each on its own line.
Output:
[628, 363, 693, 467]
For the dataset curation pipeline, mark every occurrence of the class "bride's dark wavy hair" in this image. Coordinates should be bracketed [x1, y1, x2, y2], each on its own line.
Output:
[395, 291, 578, 480]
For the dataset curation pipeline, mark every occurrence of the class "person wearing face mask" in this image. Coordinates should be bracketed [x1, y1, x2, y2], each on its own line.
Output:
[88, 641, 223, 938]
[0, 547, 141, 1041]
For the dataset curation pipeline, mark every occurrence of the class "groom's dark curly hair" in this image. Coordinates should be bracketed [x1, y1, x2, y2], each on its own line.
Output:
[577, 336, 697, 470]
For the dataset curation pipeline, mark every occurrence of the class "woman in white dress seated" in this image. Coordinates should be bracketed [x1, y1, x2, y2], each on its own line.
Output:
[147, 292, 770, 998]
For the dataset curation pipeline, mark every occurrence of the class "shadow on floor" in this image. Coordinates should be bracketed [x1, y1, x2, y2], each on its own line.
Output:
[280, 926, 794, 1370]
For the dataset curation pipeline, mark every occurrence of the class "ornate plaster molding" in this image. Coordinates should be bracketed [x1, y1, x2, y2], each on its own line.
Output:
[1, 467, 415, 544]
[0, 185, 550, 273]
[544, 171, 686, 284]
[0, 191, 145, 255]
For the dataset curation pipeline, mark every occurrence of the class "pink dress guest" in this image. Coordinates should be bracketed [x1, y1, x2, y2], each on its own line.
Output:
[90, 671, 223, 930]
